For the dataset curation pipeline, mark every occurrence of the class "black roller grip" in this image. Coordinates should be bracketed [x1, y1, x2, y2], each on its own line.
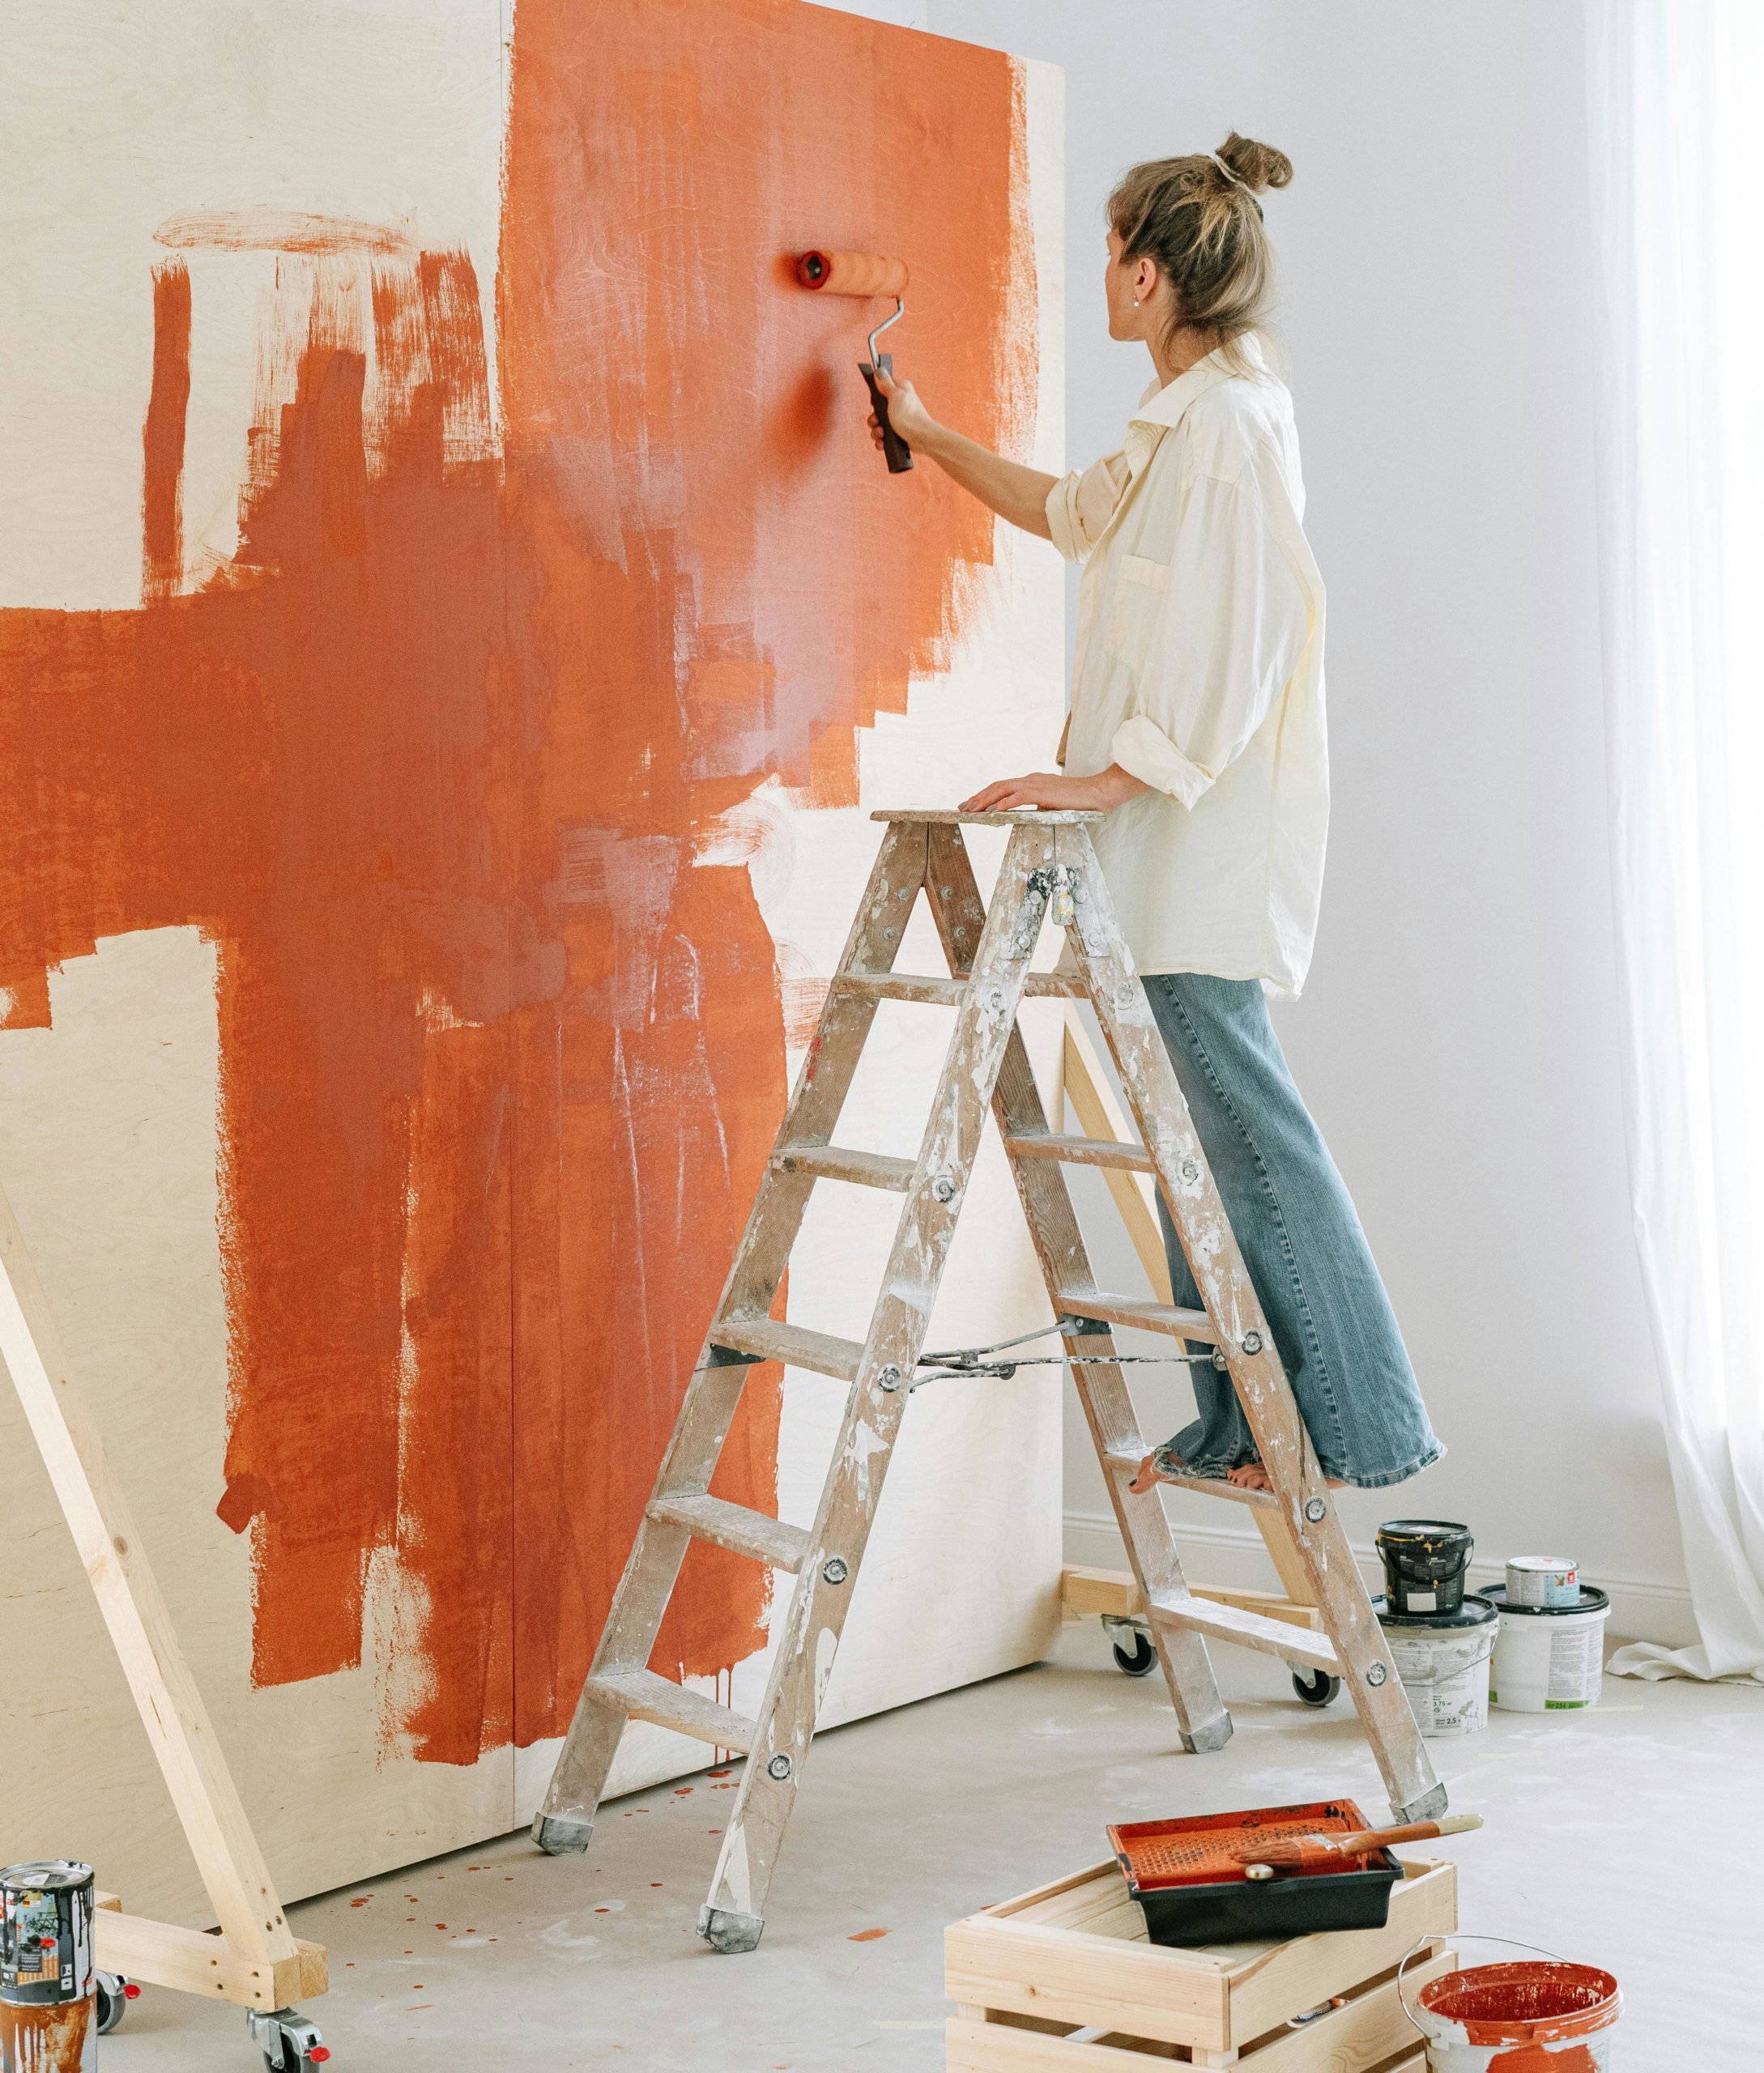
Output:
[859, 355, 914, 474]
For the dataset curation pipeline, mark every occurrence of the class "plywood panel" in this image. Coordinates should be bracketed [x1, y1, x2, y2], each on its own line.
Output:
[0, 0, 1064, 1917]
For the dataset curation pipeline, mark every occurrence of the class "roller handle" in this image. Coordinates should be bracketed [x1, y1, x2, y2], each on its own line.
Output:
[860, 356, 914, 475]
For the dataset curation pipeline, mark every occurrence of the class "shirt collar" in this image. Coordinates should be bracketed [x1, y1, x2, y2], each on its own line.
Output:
[1130, 332, 1263, 432]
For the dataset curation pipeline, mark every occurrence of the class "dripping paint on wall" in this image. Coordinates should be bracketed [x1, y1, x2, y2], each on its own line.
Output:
[0, 0, 1036, 1770]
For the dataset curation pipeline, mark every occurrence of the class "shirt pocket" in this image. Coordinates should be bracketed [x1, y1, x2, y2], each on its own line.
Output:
[1102, 551, 1170, 679]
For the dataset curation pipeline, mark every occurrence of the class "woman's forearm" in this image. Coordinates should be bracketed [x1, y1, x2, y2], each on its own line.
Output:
[917, 422, 1056, 539]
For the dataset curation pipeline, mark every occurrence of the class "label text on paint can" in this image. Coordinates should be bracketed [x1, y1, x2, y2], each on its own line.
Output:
[1506, 1556, 1579, 1607]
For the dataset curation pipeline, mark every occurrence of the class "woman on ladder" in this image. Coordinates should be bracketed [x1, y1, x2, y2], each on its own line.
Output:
[868, 134, 1441, 1496]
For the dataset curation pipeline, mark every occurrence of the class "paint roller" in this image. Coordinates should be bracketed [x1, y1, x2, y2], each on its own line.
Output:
[795, 249, 914, 473]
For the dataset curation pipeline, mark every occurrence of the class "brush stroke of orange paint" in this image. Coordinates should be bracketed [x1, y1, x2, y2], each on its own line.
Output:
[497, 0, 1033, 1732]
[0, 0, 1032, 1765]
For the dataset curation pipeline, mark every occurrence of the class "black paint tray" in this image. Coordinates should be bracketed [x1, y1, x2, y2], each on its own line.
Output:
[1107, 1798, 1404, 1946]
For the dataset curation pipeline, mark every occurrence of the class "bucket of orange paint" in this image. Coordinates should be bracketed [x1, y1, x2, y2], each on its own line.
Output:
[1401, 1938, 1621, 2071]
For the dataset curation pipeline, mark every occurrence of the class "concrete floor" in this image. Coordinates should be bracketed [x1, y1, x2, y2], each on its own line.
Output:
[104, 1623, 1763, 2072]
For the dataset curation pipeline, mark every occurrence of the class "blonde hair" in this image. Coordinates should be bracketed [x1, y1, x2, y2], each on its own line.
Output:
[1107, 132, 1292, 375]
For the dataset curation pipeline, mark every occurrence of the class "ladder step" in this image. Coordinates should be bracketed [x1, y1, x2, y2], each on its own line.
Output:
[648, 1493, 812, 1572]
[1146, 1590, 1338, 1675]
[1007, 1132, 1154, 1174]
[774, 1144, 915, 1191]
[1100, 1453, 1277, 1511]
[709, 1317, 864, 1382]
[590, 1668, 758, 1752]
[835, 973, 1084, 1006]
[1054, 1288, 1219, 1343]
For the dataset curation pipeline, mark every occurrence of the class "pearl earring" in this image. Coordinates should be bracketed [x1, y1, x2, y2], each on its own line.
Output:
[1132, 297, 1140, 307]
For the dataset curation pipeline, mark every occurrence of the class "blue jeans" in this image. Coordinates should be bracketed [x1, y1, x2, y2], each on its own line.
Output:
[1143, 973, 1442, 1489]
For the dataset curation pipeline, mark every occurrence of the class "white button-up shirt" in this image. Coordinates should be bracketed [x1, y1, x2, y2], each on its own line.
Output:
[1046, 334, 1327, 997]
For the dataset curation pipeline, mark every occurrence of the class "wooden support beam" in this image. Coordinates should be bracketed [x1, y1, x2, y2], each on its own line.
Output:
[0, 1178, 322, 2011]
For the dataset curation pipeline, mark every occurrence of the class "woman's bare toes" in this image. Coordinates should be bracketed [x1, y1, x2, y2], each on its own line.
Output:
[1226, 1462, 1274, 1492]
[1127, 1453, 1163, 1495]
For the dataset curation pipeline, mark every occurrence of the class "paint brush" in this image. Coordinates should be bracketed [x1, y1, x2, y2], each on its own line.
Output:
[795, 249, 914, 473]
[1235, 1812, 1482, 1877]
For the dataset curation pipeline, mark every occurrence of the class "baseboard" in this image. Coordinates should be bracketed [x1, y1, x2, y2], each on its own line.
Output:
[1062, 1509, 1700, 1650]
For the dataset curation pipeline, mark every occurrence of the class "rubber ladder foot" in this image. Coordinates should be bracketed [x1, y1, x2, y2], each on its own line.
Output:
[1179, 1711, 1234, 1754]
[699, 1904, 765, 1953]
[532, 1811, 595, 1855]
[1391, 1781, 1449, 1824]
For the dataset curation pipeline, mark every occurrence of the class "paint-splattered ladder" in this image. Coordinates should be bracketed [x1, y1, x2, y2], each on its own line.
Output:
[532, 810, 1444, 1952]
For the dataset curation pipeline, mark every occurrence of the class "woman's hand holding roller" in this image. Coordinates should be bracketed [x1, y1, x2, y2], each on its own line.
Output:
[867, 368, 1057, 539]
[868, 368, 935, 450]
[961, 767, 1148, 814]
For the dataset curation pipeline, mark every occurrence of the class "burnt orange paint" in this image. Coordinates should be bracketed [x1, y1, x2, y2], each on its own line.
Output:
[0, 0, 1031, 1762]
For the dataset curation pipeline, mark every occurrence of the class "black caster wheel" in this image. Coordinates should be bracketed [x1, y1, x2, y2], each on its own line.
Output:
[1291, 1666, 1342, 1708]
[95, 1972, 135, 2034]
[1111, 1630, 1159, 1677]
[246, 2007, 332, 2071]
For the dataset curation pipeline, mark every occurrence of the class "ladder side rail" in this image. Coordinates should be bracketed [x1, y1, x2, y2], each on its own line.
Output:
[535, 820, 931, 1851]
[722, 818, 931, 1319]
[1059, 826, 1443, 1820]
[922, 824, 1231, 1753]
[699, 825, 1046, 1951]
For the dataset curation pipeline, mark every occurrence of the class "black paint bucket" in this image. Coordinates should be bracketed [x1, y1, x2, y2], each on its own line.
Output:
[1376, 1518, 1473, 1618]
[1, 1860, 96, 2071]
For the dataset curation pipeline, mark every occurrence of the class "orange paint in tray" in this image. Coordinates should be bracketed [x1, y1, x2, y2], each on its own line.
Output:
[1109, 1800, 1404, 1945]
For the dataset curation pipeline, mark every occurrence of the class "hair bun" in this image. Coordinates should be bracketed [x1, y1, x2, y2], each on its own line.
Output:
[1216, 131, 1293, 194]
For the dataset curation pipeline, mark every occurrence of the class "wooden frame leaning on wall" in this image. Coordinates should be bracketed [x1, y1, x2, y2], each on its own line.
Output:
[0, 1180, 327, 2014]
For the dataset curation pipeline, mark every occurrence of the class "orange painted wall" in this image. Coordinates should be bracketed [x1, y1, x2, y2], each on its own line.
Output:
[0, 0, 1033, 1765]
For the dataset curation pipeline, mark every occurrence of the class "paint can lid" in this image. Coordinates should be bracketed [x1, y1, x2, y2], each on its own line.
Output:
[1483, 1584, 1609, 1617]
[1506, 1555, 1578, 1572]
[1373, 1590, 1499, 1631]
[0, 1862, 92, 1895]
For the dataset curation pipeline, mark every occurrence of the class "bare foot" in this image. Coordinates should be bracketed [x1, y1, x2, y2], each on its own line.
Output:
[1225, 1463, 1349, 1492]
[1131, 1455, 1349, 1496]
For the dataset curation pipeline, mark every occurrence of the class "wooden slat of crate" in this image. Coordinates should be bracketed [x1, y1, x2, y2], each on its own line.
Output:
[946, 1949, 1451, 2070]
[945, 1859, 1455, 2054]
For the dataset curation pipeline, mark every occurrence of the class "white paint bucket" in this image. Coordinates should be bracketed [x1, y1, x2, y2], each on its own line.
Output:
[1506, 1554, 1579, 1607]
[1374, 1594, 1498, 1739]
[1486, 1584, 1609, 1712]
[1400, 1939, 1621, 2071]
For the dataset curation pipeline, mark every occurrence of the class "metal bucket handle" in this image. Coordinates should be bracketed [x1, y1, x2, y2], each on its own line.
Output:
[1398, 1932, 1570, 2039]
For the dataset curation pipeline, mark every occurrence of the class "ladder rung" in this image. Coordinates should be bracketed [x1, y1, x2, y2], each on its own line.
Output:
[774, 1144, 915, 1191]
[590, 1668, 757, 1752]
[1007, 1133, 1154, 1174]
[1101, 1454, 1277, 1511]
[648, 1494, 812, 1572]
[709, 1317, 864, 1382]
[835, 973, 1084, 1006]
[1147, 1590, 1338, 1675]
[1054, 1289, 1219, 1343]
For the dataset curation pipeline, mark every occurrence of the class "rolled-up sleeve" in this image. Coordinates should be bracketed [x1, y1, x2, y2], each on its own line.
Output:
[1045, 451, 1133, 564]
[1111, 461, 1311, 806]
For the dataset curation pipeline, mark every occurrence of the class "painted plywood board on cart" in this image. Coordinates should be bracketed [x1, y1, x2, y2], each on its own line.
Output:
[0, 0, 1065, 1921]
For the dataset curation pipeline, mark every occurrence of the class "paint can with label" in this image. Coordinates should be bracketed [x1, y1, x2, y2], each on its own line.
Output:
[1, 1861, 96, 2072]
[1375, 1519, 1474, 1617]
[1374, 1593, 1498, 1738]
[1485, 1584, 1610, 1711]
[1505, 1555, 1579, 1607]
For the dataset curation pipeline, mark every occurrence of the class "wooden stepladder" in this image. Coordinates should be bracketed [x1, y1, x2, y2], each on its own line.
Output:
[534, 809, 1444, 1952]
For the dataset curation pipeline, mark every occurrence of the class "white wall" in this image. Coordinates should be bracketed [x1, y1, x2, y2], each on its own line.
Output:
[865, 0, 1687, 1641]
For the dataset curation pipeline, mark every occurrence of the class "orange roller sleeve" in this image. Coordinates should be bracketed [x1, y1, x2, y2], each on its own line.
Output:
[795, 249, 910, 298]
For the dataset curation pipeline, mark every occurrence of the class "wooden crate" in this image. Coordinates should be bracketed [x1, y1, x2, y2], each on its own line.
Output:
[945, 1855, 1454, 2070]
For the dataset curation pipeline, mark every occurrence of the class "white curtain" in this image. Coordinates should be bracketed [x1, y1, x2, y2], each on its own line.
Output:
[1587, 0, 1764, 1682]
